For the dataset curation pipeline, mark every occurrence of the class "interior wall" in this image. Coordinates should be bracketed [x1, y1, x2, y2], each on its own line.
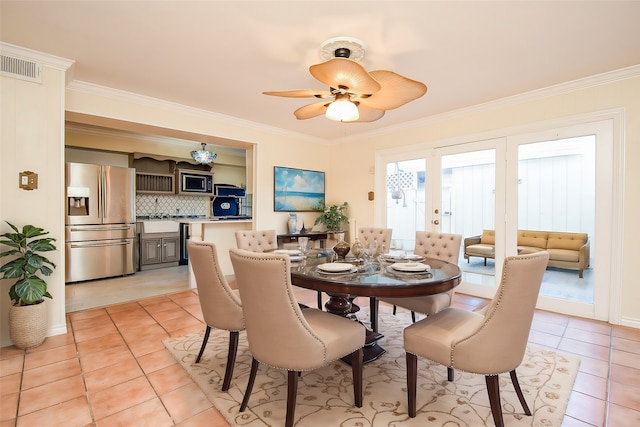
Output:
[65, 147, 129, 167]
[64, 85, 333, 235]
[1, 58, 71, 347]
[329, 76, 639, 328]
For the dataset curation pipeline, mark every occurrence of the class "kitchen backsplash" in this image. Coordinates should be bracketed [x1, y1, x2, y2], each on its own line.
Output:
[136, 194, 209, 218]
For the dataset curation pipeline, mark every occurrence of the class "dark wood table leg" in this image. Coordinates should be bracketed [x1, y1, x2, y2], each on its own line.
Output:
[325, 293, 385, 364]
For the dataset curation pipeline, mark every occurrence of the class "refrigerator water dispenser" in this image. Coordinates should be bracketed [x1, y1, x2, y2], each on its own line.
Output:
[67, 186, 90, 216]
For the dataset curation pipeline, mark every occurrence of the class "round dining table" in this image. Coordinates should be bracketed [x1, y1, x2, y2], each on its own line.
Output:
[290, 256, 462, 363]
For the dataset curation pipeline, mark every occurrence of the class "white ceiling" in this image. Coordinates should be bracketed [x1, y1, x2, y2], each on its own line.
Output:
[2, 1, 640, 142]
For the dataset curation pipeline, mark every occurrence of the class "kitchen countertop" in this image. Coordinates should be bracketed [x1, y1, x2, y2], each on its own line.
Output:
[176, 217, 253, 223]
[136, 216, 252, 223]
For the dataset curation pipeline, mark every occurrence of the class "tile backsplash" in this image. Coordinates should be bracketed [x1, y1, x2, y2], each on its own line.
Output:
[136, 194, 209, 218]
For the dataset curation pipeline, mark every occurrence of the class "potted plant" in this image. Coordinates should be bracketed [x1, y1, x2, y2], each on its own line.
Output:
[314, 201, 349, 233]
[314, 202, 351, 258]
[0, 221, 56, 349]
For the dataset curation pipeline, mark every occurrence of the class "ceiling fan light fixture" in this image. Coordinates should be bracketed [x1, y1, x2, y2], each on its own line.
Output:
[191, 143, 217, 164]
[326, 94, 359, 122]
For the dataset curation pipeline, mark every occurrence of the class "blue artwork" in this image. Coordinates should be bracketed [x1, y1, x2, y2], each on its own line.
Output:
[274, 166, 325, 212]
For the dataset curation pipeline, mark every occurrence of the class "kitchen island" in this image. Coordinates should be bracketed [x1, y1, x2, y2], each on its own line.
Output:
[176, 218, 253, 281]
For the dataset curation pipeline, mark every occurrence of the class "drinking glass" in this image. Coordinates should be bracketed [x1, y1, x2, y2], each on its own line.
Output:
[298, 237, 309, 253]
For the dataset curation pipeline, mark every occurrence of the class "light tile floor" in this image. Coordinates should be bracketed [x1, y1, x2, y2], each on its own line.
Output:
[2, 284, 640, 426]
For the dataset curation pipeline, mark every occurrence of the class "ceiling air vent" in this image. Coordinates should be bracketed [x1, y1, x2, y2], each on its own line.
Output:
[1, 54, 42, 83]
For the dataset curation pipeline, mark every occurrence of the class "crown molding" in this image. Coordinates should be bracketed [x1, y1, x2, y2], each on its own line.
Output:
[333, 64, 640, 145]
[0, 42, 74, 71]
[65, 63, 639, 146]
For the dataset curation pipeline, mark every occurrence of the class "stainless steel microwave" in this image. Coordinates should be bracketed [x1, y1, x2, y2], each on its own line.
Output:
[176, 170, 214, 195]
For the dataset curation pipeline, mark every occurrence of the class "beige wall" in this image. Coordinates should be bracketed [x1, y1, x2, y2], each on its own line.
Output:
[1, 58, 71, 347]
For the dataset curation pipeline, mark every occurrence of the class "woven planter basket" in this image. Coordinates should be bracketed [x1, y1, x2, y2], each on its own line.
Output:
[9, 300, 48, 349]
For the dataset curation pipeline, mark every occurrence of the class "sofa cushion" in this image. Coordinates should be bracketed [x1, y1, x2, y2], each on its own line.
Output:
[547, 248, 580, 262]
[480, 229, 495, 245]
[547, 232, 588, 250]
[517, 230, 548, 249]
[466, 244, 495, 257]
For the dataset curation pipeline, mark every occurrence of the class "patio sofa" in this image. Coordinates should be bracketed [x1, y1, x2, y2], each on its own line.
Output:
[463, 229, 590, 278]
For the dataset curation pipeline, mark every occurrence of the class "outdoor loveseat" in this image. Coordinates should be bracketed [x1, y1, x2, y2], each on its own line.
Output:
[463, 229, 590, 278]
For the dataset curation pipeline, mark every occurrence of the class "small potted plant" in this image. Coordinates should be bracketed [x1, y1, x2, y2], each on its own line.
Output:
[0, 221, 56, 349]
[314, 202, 351, 258]
[314, 201, 349, 233]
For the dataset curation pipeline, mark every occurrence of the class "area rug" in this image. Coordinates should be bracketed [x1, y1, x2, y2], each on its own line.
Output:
[163, 305, 579, 426]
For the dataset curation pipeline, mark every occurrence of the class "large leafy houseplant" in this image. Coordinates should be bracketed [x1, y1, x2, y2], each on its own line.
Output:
[314, 201, 349, 232]
[0, 222, 56, 306]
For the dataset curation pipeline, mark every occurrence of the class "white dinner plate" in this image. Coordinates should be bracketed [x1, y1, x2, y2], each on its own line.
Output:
[390, 262, 431, 272]
[273, 249, 303, 256]
[317, 263, 355, 273]
[381, 254, 424, 262]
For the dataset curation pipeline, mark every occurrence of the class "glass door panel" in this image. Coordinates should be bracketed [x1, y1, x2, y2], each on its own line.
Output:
[440, 149, 498, 288]
[385, 159, 425, 252]
[517, 136, 596, 304]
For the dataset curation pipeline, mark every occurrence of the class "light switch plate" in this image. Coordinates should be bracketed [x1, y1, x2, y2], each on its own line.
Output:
[19, 171, 38, 190]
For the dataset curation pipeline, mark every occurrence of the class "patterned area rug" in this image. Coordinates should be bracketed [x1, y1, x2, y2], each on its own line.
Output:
[163, 304, 579, 426]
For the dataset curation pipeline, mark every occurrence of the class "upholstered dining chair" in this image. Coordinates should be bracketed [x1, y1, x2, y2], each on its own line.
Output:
[234, 229, 278, 252]
[187, 240, 245, 391]
[357, 227, 393, 332]
[375, 231, 462, 328]
[403, 251, 550, 427]
[229, 248, 365, 427]
[235, 228, 322, 309]
[358, 227, 393, 255]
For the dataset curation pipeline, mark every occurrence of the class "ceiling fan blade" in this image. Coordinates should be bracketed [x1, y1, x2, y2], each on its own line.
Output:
[310, 58, 381, 94]
[293, 101, 330, 120]
[357, 70, 427, 110]
[354, 104, 386, 122]
[263, 89, 332, 98]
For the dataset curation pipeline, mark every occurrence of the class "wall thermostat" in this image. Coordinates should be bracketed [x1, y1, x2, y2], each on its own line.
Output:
[19, 171, 38, 190]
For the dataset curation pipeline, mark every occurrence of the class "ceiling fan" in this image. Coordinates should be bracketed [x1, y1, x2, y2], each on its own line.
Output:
[263, 37, 427, 122]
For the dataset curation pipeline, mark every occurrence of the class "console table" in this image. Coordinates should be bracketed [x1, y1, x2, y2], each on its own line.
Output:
[277, 232, 328, 249]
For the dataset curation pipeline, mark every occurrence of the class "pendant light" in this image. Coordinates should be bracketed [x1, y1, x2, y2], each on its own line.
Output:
[191, 143, 217, 164]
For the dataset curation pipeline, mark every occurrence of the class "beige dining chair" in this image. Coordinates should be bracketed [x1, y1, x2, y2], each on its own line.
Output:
[403, 251, 549, 427]
[235, 228, 322, 309]
[356, 227, 392, 332]
[375, 232, 462, 331]
[234, 229, 278, 252]
[187, 240, 245, 391]
[229, 248, 365, 427]
[358, 227, 393, 254]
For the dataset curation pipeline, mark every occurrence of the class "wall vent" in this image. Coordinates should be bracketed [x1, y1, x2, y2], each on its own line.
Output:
[1, 54, 42, 83]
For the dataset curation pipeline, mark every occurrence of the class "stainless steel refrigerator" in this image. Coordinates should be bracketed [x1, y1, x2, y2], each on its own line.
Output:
[65, 162, 136, 283]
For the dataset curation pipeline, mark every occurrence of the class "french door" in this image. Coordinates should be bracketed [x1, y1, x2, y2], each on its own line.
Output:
[381, 119, 615, 320]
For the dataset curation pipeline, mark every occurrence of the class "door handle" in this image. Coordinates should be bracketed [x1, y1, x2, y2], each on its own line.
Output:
[70, 241, 131, 248]
[433, 220, 440, 225]
[70, 226, 132, 232]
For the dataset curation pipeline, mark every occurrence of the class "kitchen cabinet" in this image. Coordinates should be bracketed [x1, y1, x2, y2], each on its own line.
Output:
[140, 233, 179, 270]
[135, 172, 175, 194]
